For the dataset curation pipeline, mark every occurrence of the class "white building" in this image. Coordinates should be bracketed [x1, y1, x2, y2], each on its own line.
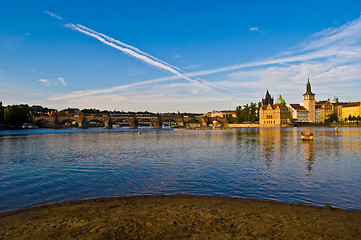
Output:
[287, 104, 309, 122]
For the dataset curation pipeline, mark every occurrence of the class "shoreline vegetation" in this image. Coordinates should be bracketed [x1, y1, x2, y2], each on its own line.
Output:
[1, 195, 360, 239]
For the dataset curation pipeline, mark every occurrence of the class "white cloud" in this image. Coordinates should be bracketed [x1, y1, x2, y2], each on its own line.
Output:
[39, 77, 66, 87]
[58, 77, 66, 86]
[39, 79, 50, 86]
[48, 16, 361, 110]
[249, 27, 258, 32]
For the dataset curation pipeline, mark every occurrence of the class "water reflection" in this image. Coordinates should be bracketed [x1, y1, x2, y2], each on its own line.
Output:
[258, 128, 286, 167]
[0, 127, 361, 212]
[301, 140, 315, 175]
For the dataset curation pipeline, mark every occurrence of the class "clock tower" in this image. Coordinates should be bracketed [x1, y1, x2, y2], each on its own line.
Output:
[303, 78, 316, 122]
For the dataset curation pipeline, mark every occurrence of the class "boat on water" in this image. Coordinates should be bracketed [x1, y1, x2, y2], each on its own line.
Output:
[22, 123, 39, 129]
[301, 132, 313, 141]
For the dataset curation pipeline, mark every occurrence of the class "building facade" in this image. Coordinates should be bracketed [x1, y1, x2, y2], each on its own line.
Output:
[259, 94, 290, 127]
[287, 104, 308, 122]
[332, 98, 348, 122]
[341, 102, 361, 121]
[316, 100, 333, 123]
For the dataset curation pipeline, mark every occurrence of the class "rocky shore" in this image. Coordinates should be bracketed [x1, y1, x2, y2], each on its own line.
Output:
[1, 195, 360, 239]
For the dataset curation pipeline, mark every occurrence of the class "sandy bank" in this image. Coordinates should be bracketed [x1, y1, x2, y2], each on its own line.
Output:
[1, 195, 360, 239]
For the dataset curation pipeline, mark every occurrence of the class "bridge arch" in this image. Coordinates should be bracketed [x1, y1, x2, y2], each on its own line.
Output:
[61, 119, 78, 128]
[86, 119, 105, 128]
[35, 118, 52, 128]
[161, 119, 180, 128]
[184, 118, 202, 128]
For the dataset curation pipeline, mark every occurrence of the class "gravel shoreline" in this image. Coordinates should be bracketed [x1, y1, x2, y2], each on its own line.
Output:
[1, 195, 360, 239]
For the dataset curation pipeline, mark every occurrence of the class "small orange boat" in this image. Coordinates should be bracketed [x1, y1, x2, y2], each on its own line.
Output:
[301, 133, 313, 141]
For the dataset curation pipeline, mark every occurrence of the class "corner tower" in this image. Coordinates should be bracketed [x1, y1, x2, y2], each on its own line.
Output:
[303, 78, 316, 122]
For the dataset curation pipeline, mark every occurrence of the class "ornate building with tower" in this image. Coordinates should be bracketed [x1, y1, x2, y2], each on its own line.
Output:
[259, 93, 290, 127]
[260, 78, 318, 126]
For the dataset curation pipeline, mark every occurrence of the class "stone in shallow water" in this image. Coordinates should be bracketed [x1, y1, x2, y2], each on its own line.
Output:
[323, 204, 333, 210]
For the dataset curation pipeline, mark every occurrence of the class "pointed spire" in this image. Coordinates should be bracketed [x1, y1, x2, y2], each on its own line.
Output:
[262, 90, 274, 106]
[304, 77, 315, 95]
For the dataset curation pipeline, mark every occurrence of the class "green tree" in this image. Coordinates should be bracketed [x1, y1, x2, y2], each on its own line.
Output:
[226, 114, 236, 123]
[236, 106, 245, 123]
[4, 104, 30, 128]
[235, 102, 261, 123]
[348, 115, 353, 122]
[326, 113, 338, 123]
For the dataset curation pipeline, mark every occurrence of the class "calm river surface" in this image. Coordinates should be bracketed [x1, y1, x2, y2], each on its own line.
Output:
[1, 127, 360, 212]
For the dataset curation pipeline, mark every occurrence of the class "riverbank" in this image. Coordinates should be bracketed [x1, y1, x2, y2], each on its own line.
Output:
[1, 195, 360, 239]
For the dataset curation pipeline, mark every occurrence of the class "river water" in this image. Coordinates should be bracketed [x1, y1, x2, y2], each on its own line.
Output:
[0, 127, 360, 212]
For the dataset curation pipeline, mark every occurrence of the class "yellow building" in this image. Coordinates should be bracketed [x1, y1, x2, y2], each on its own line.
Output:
[316, 100, 333, 123]
[342, 102, 361, 121]
[259, 94, 290, 127]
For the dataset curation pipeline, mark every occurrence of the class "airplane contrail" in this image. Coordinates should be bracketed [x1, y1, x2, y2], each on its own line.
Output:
[75, 24, 182, 71]
[44, 10, 210, 89]
[65, 23, 208, 89]
[44, 11, 63, 21]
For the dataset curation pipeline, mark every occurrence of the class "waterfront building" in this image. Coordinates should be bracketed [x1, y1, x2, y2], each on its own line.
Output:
[287, 104, 309, 122]
[210, 110, 236, 118]
[331, 97, 348, 122]
[302, 78, 316, 122]
[341, 102, 361, 121]
[315, 106, 320, 123]
[259, 93, 290, 127]
[316, 99, 333, 123]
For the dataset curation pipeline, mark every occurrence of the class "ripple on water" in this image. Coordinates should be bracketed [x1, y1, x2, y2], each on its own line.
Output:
[0, 127, 361, 212]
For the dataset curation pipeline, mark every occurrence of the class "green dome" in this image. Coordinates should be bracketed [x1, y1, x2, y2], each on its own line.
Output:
[275, 95, 286, 105]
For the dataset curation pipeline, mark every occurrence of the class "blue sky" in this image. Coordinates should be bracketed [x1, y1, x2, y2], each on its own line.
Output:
[1, 0, 361, 112]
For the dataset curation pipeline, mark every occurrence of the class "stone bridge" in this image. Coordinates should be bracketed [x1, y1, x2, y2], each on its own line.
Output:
[30, 115, 229, 129]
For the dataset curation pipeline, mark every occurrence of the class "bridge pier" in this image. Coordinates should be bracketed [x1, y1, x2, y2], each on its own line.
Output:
[200, 116, 210, 127]
[215, 117, 229, 128]
[52, 116, 62, 129]
[103, 118, 112, 129]
[151, 118, 162, 129]
[75, 117, 87, 129]
[175, 118, 185, 127]
[127, 118, 138, 129]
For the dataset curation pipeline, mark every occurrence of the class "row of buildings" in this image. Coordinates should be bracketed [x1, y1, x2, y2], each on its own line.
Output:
[259, 79, 361, 126]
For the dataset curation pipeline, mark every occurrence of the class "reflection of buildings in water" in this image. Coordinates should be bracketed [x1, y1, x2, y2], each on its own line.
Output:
[339, 129, 361, 158]
[259, 128, 282, 166]
[301, 139, 315, 175]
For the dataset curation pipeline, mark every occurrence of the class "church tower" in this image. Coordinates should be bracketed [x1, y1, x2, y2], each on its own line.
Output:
[303, 78, 316, 122]
[262, 90, 274, 106]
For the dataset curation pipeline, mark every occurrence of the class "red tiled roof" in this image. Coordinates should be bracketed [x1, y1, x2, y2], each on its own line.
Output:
[332, 102, 348, 106]
[289, 104, 307, 111]
[316, 100, 330, 106]
[343, 102, 361, 108]
[262, 104, 284, 110]
[218, 110, 235, 113]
